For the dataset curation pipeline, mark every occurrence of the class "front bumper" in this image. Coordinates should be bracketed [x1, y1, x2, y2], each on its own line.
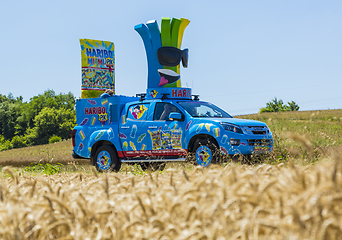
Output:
[220, 137, 273, 155]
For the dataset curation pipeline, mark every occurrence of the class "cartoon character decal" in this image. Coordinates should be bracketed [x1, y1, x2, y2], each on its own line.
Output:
[97, 150, 111, 170]
[196, 145, 212, 167]
[150, 90, 158, 98]
[127, 104, 149, 120]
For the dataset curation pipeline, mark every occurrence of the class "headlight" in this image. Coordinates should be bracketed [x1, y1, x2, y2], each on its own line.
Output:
[220, 122, 243, 134]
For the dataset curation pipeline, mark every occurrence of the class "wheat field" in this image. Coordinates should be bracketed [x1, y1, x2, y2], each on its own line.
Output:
[0, 109, 341, 239]
[1, 154, 342, 240]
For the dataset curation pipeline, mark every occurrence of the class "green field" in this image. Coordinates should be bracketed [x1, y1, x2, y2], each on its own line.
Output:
[0, 109, 341, 239]
[241, 109, 342, 163]
[1, 109, 341, 167]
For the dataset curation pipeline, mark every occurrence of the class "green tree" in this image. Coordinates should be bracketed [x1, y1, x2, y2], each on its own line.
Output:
[286, 101, 300, 111]
[11, 135, 26, 148]
[0, 102, 19, 139]
[24, 90, 75, 128]
[0, 90, 76, 150]
[260, 98, 300, 113]
[32, 107, 75, 145]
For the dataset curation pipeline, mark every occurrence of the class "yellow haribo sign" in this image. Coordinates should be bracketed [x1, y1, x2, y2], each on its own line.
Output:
[80, 39, 115, 98]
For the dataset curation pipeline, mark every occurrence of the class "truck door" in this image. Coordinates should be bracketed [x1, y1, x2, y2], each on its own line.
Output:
[147, 102, 187, 156]
[119, 103, 150, 156]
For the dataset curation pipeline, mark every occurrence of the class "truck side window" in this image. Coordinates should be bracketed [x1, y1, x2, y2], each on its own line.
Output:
[127, 104, 149, 120]
[154, 103, 183, 121]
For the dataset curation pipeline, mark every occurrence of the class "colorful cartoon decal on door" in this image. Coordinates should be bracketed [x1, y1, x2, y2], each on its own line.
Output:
[127, 104, 149, 120]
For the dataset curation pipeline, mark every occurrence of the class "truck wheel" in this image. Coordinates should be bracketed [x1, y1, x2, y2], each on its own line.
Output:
[94, 145, 121, 172]
[193, 139, 218, 167]
[140, 162, 166, 172]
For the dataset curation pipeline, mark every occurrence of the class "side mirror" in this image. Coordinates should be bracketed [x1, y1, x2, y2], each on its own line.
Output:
[169, 112, 182, 121]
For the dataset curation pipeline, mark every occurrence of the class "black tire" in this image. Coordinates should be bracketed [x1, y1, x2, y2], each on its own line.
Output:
[140, 162, 166, 172]
[94, 145, 121, 172]
[193, 139, 218, 167]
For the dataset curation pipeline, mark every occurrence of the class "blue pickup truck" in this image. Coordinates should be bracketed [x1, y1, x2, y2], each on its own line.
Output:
[71, 87, 273, 172]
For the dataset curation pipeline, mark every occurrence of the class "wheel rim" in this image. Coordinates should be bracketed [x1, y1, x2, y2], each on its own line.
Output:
[195, 145, 212, 167]
[97, 150, 112, 170]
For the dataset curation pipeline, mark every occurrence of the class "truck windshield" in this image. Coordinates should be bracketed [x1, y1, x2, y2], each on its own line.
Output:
[177, 101, 233, 118]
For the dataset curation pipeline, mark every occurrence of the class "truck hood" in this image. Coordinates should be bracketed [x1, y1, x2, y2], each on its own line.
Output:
[209, 117, 267, 127]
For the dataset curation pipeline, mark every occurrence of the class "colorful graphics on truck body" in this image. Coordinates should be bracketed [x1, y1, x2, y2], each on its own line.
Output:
[72, 92, 273, 171]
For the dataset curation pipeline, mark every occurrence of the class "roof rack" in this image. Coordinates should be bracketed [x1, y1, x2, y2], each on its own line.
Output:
[192, 95, 200, 101]
[161, 93, 170, 100]
[136, 93, 146, 101]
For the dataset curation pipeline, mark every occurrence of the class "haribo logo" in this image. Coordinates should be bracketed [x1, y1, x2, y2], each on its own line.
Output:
[85, 106, 106, 115]
[85, 48, 114, 58]
[171, 88, 191, 98]
[85, 48, 114, 65]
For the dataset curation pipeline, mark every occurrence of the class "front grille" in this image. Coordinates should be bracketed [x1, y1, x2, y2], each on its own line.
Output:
[247, 139, 272, 146]
[243, 126, 268, 135]
[252, 131, 266, 135]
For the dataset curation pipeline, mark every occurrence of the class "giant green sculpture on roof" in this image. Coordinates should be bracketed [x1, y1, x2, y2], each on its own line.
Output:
[134, 17, 190, 89]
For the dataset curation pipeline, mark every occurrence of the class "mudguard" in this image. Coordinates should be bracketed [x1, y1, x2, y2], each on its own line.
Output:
[88, 125, 122, 155]
[185, 119, 221, 149]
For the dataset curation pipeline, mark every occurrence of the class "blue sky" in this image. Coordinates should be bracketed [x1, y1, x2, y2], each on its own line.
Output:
[1, 0, 341, 115]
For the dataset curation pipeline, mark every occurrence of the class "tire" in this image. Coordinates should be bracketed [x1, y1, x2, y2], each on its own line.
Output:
[140, 162, 166, 172]
[193, 139, 218, 167]
[94, 145, 121, 172]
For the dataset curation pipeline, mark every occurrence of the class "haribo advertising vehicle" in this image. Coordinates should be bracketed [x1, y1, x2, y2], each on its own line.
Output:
[72, 17, 273, 171]
[71, 87, 273, 172]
